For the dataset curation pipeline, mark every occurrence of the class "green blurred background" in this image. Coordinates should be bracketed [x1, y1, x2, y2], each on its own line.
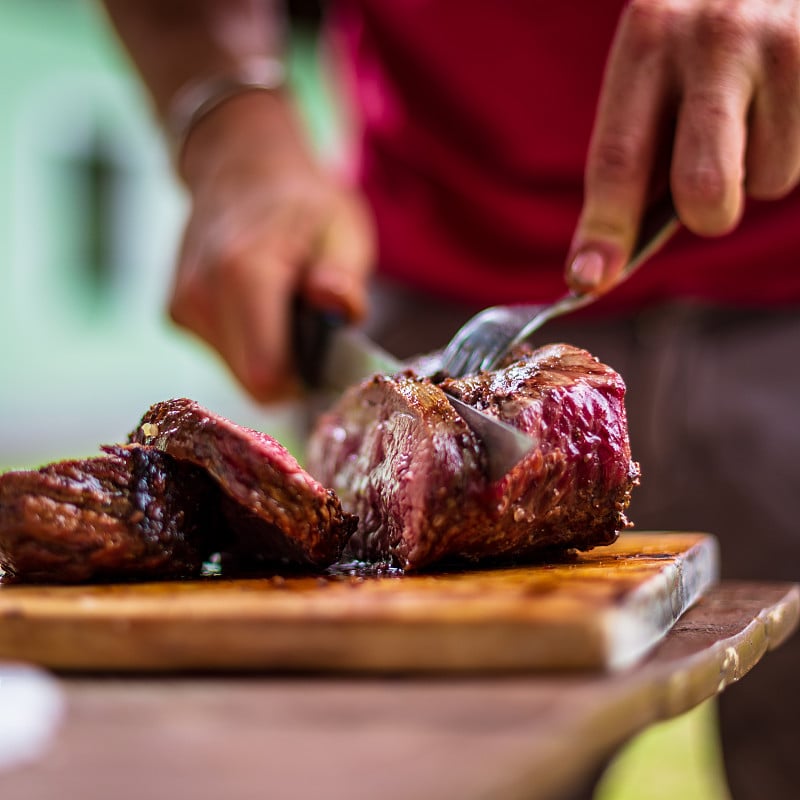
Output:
[0, 0, 323, 471]
[0, 2, 729, 797]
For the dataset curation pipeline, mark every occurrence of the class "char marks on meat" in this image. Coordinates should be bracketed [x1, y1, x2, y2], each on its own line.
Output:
[0, 445, 218, 582]
[130, 398, 355, 567]
[1, 346, 638, 583]
[0, 399, 355, 582]
[307, 343, 640, 571]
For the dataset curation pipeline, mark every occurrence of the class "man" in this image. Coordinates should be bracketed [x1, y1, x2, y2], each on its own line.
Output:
[102, 2, 800, 796]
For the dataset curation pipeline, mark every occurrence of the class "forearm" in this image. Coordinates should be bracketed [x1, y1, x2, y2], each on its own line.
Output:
[103, 0, 373, 403]
[102, 0, 285, 119]
[101, 0, 313, 186]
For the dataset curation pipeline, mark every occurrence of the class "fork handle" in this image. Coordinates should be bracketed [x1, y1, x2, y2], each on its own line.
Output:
[624, 190, 679, 279]
[506, 192, 680, 352]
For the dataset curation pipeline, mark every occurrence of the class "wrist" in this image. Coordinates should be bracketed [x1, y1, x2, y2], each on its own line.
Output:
[178, 87, 317, 190]
[165, 56, 285, 153]
[165, 56, 317, 188]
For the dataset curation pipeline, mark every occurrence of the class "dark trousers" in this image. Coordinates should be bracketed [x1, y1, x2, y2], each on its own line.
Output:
[365, 278, 800, 799]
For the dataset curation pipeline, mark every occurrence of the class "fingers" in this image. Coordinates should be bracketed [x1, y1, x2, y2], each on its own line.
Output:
[302, 195, 375, 322]
[567, 0, 800, 294]
[670, 84, 749, 236]
[171, 222, 301, 402]
[670, 5, 800, 223]
[745, 18, 800, 199]
[567, 2, 672, 293]
[169, 188, 375, 403]
[669, 8, 756, 235]
[216, 241, 298, 402]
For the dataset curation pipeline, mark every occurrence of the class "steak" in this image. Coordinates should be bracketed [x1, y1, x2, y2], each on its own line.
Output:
[129, 398, 356, 567]
[307, 343, 640, 571]
[0, 445, 218, 582]
[0, 399, 357, 582]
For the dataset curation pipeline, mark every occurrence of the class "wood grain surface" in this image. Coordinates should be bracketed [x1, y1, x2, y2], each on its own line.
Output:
[0, 532, 718, 672]
[0, 581, 796, 800]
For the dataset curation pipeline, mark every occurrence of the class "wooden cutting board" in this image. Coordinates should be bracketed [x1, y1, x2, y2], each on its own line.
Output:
[0, 532, 718, 673]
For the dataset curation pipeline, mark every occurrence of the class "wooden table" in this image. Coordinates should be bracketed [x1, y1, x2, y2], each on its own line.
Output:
[0, 581, 797, 800]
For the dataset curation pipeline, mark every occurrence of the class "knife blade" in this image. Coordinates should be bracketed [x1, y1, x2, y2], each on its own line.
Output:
[293, 305, 536, 481]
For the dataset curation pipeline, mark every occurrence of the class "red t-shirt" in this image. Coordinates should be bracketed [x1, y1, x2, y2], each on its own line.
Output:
[328, 0, 800, 312]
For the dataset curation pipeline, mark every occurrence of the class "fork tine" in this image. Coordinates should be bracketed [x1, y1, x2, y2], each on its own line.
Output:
[443, 344, 473, 377]
[478, 347, 506, 373]
[440, 325, 478, 376]
[439, 305, 520, 377]
[454, 341, 498, 376]
[437, 197, 679, 379]
[442, 326, 504, 377]
[457, 349, 484, 377]
[473, 332, 514, 374]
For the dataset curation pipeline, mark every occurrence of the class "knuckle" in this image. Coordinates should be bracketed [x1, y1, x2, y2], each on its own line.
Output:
[684, 87, 739, 130]
[589, 134, 648, 187]
[695, 7, 753, 55]
[168, 293, 203, 337]
[674, 163, 731, 208]
[168, 284, 196, 328]
[214, 243, 253, 289]
[168, 292, 185, 320]
[622, 0, 680, 54]
[241, 372, 272, 401]
[168, 299, 187, 328]
[762, 24, 800, 74]
[172, 259, 208, 302]
[240, 366, 291, 404]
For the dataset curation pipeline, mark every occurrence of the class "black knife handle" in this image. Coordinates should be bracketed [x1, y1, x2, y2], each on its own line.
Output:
[291, 296, 346, 389]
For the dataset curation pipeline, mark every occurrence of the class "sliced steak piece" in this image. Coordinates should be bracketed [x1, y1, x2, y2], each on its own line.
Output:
[307, 343, 640, 571]
[0, 445, 218, 582]
[129, 398, 356, 567]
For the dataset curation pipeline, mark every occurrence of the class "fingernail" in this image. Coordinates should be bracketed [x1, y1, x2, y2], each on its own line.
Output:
[568, 249, 606, 289]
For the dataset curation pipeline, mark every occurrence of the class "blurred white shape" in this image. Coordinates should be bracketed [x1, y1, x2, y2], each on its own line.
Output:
[0, 663, 64, 772]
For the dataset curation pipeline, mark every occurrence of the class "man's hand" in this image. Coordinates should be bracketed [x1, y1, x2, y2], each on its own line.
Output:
[101, 1, 375, 402]
[173, 92, 375, 401]
[567, 0, 800, 292]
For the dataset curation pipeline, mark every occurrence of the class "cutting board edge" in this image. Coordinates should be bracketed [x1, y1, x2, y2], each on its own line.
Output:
[601, 533, 720, 670]
[0, 532, 719, 674]
[0, 615, 614, 673]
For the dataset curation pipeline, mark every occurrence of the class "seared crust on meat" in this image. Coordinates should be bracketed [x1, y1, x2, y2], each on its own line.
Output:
[0, 445, 216, 582]
[130, 398, 355, 567]
[308, 344, 639, 571]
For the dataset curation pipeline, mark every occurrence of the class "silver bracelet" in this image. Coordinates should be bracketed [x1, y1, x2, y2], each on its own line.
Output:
[165, 56, 286, 159]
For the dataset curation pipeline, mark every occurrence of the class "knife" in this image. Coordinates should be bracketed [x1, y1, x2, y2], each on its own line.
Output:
[293, 305, 537, 481]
